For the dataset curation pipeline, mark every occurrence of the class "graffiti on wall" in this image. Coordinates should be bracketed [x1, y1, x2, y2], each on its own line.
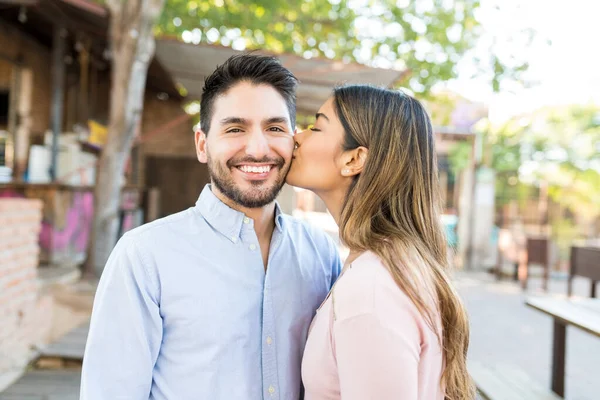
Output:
[1, 186, 142, 265]
[0, 188, 94, 264]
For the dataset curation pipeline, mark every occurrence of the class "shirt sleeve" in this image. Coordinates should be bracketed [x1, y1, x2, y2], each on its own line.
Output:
[333, 311, 421, 400]
[80, 233, 162, 400]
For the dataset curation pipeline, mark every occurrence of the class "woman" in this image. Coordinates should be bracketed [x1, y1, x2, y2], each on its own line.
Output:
[287, 85, 474, 400]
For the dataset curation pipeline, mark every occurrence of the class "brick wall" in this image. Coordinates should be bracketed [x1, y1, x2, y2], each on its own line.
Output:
[0, 199, 52, 376]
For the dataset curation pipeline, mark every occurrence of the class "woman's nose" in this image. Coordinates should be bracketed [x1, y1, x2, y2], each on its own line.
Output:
[293, 130, 307, 147]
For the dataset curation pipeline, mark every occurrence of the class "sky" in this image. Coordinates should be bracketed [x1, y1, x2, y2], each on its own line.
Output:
[446, 0, 600, 122]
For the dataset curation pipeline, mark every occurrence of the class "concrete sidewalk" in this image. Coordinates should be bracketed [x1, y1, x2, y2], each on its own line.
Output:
[456, 270, 600, 400]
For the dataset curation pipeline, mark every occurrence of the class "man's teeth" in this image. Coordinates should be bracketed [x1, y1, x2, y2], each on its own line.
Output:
[239, 165, 271, 173]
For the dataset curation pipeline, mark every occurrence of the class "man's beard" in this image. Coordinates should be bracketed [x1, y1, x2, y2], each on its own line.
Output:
[207, 152, 289, 209]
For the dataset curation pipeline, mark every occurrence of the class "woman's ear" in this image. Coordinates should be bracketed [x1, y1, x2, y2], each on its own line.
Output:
[340, 146, 368, 177]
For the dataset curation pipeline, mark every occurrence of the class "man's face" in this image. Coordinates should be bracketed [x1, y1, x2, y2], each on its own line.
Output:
[195, 82, 295, 209]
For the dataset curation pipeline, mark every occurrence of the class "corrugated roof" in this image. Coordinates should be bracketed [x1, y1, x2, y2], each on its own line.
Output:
[155, 38, 408, 115]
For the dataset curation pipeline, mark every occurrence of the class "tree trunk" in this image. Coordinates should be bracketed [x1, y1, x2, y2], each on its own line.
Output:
[85, 0, 165, 277]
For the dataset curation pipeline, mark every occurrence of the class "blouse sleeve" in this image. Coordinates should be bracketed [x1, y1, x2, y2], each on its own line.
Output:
[333, 309, 421, 400]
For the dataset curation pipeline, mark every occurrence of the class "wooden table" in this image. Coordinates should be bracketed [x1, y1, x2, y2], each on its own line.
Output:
[525, 296, 600, 397]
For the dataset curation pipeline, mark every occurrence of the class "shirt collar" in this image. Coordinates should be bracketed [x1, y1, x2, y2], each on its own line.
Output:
[195, 185, 284, 242]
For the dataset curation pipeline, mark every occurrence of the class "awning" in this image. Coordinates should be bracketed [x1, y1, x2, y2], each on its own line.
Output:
[155, 39, 408, 115]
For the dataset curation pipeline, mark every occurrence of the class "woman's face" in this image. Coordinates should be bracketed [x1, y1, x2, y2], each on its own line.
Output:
[286, 97, 348, 194]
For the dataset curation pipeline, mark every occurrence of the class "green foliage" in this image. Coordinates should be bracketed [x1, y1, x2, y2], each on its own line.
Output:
[550, 217, 581, 261]
[484, 118, 523, 174]
[155, 0, 483, 94]
[447, 141, 472, 176]
[519, 105, 600, 219]
[447, 104, 600, 221]
[425, 92, 467, 127]
[481, 105, 600, 220]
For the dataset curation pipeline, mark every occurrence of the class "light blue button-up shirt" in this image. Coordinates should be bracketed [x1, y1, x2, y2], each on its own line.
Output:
[81, 185, 341, 400]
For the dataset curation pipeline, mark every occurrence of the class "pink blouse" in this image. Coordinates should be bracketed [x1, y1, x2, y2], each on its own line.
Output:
[301, 251, 445, 400]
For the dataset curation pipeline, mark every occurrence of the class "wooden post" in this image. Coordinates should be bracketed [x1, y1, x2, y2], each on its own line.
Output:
[78, 37, 91, 124]
[13, 68, 33, 181]
[466, 134, 478, 270]
[551, 320, 566, 397]
[89, 60, 97, 119]
[539, 180, 548, 233]
[568, 246, 574, 297]
[543, 242, 550, 292]
[9, 65, 22, 179]
[50, 24, 67, 181]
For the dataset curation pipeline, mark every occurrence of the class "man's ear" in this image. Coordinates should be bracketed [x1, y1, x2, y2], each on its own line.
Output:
[195, 130, 208, 163]
[340, 146, 368, 177]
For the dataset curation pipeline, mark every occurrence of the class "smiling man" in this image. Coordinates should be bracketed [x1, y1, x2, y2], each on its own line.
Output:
[80, 54, 341, 400]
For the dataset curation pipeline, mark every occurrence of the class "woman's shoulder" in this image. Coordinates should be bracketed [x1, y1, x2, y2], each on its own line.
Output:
[333, 251, 423, 323]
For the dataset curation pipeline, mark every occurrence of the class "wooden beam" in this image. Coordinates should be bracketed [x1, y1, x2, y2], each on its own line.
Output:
[0, 0, 39, 5]
[58, 0, 107, 17]
[0, 20, 51, 56]
[49, 23, 67, 181]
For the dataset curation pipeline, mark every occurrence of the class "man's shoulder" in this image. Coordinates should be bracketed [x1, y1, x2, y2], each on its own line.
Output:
[280, 214, 340, 253]
[123, 207, 200, 244]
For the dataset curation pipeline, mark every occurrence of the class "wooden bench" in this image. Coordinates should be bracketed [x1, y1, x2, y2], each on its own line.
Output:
[469, 361, 562, 400]
[567, 246, 600, 298]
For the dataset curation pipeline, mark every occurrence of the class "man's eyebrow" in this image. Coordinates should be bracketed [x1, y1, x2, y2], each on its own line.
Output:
[316, 112, 330, 122]
[220, 117, 249, 125]
[264, 116, 290, 125]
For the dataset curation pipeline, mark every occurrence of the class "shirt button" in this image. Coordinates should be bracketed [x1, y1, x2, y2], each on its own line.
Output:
[249, 244, 257, 251]
[266, 336, 272, 345]
[268, 385, 275, 395]
[243, 217, 250, 224]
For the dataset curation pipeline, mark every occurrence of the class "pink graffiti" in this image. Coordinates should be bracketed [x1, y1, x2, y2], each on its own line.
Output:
[0, 189, 93, 253]
[38, 192, 94, 252]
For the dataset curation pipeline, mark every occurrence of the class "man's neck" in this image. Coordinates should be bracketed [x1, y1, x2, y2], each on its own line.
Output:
[211, 186, 277, 243]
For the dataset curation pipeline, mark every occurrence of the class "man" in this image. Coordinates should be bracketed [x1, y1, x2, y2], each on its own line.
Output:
[81, 54, 341, 399]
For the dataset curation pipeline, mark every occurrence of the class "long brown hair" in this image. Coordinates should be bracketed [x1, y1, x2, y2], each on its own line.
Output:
[334, 85, 475, 400]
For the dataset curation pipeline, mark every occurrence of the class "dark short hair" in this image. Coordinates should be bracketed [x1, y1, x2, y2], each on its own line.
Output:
[200, 53, 298, 133]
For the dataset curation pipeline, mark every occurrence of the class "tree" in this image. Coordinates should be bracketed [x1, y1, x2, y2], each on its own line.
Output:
[88, 0, 166, 276]
[462, 106, 600, 245]
[88, 0, 532, 275]
[519, 105, 600, 221]
[456, 105, 600, 218]
[157, 0, 484, 94]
